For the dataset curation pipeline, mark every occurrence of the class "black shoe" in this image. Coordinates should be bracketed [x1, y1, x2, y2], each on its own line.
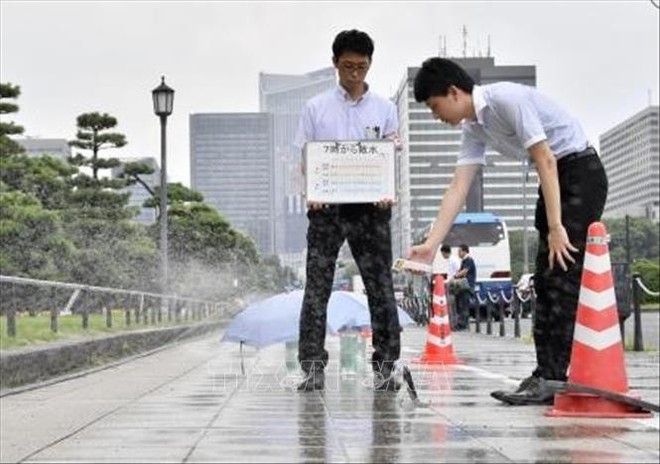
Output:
[374, 371, 401, 392]
[515, 375, 539, 392]
[492, 377, 554, 405]
[297, 370, 324, 392]
[491, 374, 538, 402]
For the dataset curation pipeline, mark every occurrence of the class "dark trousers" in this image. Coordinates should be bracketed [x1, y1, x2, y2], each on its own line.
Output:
[298, 204, 401, 375]
[532, 152, 608, 381]
[454, 290, 471, 330]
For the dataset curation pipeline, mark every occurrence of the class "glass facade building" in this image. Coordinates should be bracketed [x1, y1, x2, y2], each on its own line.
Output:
[601, 105, 660, 222]
[190, 113, 275, 254]
[259, 68, 336, 270]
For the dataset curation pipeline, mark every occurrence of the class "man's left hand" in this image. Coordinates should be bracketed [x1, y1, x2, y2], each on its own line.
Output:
[548, 224, 578, 271]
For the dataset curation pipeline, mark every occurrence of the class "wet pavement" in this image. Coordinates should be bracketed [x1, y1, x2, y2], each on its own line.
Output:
[1, 326, 658, 463]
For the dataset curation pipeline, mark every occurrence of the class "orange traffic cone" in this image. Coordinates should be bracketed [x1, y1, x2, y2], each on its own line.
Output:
[412, 274, 458, 366]
[547, 222, 651, 418]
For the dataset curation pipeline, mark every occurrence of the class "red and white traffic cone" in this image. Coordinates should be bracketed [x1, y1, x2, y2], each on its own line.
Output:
[547, 222, 651, 418]
[412, 274, 459, 366]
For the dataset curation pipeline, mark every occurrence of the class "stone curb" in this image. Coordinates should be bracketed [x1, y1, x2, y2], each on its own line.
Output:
[0, 320, 228, 390]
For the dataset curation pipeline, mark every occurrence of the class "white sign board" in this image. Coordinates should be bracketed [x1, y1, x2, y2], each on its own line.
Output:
[304, 140, 395, 203]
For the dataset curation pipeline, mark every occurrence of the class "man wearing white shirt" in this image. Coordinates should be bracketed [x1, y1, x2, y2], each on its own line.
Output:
[294, 30, 401, 392]
[440, 244, 462, 330]
[408, 58, 608, 405]
[440, 244, 461, 281]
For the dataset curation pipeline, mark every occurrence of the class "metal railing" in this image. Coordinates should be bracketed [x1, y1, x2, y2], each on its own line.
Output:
[399, 274, 656, 351]
[1, 275, 229, 338]
[630, 273, 659, 352]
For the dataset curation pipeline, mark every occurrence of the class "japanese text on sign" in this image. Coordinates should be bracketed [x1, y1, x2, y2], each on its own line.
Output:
[304, 140, 395, 204]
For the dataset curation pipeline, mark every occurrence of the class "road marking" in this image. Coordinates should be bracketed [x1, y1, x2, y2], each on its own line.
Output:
[453, 364, 520, 387]
[630, 416, 660, 430]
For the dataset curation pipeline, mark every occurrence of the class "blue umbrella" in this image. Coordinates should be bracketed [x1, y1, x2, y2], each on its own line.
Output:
[327, 291, 414, 332]
[221, 290, 413, 349]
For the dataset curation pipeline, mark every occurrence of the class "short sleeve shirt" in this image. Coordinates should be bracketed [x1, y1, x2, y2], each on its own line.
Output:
[294, 85, 398, 150]
[448, 256, 461, 277]
[458, 82, 590, 166]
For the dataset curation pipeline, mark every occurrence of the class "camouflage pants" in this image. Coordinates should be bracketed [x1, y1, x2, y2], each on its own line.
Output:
[532, 152, 608, 381]
[298, 204, 401, 375]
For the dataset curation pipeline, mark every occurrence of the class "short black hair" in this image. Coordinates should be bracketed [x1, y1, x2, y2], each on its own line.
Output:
[413, 57, 475, 102]
[459, 244, 470, 253]
[440, 244, 451, 254]
[332, 29, 374, 61]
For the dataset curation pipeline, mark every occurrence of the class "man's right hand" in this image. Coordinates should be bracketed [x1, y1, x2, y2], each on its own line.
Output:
[406, 242, 436, 265]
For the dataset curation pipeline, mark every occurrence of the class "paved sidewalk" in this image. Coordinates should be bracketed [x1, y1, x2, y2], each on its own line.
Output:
[1, 327, 658, 463]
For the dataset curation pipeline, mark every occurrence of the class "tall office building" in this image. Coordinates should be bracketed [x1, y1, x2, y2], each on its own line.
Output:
[259, 68, 336, 272]
[601, 105, 660, 221]
[392, 56, 540, 257]
[16, 138, 71, 159]
[111, 157, 160, 225]
[190, 113, 275, 254]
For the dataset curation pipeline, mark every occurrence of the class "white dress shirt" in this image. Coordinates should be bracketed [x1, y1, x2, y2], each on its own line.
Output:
[294, 84, 398, 150]
[458, 82, 590, 165]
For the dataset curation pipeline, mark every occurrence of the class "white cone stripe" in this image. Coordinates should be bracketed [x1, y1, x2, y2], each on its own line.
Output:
[427, 333, 453, 347]
[433, 295, 447, 306]
[430, 315, 450, 326]
[573, 323, 621, 351]
[579, 286, 616, 311]
[584, 252, 612, 274]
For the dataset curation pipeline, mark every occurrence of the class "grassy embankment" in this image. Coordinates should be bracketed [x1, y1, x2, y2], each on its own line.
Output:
[0, 311, 185, 350]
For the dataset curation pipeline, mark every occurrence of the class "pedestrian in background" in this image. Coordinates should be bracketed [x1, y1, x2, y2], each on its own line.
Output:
[439, 244, 462, 329]
[451, 244, 476, 330]
[440, 244, 461, 281]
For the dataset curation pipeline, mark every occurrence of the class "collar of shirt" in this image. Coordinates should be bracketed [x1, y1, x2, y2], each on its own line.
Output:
[470, 85, 487, 125]
[334, 83, 371, 105]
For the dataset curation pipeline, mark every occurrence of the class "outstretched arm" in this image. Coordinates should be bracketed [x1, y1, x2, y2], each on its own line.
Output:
[407, 164, 480, 263]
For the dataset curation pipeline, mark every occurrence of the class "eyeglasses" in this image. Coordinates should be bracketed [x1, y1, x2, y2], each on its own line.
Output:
[338, 61, 370, 73]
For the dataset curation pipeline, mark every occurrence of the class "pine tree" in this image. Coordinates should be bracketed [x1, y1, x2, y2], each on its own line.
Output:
[69, 112, 126, 181]
[0, 82, 25, 157]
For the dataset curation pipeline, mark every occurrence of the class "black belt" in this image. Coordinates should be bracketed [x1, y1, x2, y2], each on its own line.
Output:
[557, 146, 597, 165]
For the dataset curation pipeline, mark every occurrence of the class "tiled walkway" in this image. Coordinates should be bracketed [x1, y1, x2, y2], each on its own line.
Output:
[1, 327, 658, 463]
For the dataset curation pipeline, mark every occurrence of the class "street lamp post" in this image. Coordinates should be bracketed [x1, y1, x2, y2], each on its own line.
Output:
[152, 76, 174, 294]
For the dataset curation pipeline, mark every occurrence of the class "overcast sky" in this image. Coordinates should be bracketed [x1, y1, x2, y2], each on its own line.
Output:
[1, 1, 658, 186]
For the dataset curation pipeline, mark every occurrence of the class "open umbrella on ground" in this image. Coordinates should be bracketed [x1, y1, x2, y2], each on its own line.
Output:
[221, 289, 413, 349]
